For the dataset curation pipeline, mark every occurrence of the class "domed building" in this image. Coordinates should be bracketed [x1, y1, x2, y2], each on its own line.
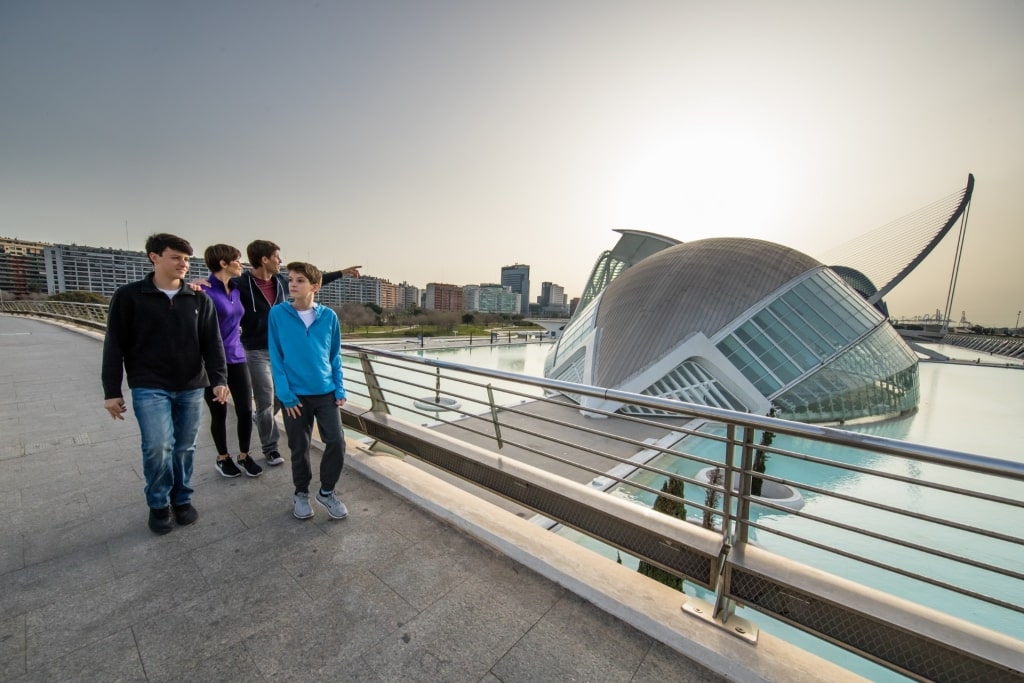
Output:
[544, 235, 920, 423]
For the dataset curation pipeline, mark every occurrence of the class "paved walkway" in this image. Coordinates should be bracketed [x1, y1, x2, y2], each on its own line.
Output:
[0, 315, 727, 682]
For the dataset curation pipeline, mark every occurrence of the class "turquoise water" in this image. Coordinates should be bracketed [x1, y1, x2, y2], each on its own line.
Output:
[342, 342, 551, 426]
[344, 341, 1024, 681]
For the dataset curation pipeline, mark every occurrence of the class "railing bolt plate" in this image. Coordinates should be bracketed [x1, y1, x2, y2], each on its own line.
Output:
[682, 599, 758, 643]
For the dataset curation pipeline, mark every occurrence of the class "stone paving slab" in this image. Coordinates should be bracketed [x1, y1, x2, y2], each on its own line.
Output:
[0, 314, 729, 682]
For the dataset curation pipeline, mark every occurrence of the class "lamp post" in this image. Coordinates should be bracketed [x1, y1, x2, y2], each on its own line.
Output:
[1016, 310, 1021, 334]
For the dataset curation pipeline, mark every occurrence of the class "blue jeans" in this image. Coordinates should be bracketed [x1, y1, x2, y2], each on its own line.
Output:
[245, 348, 280, 456]
[132, 387, 204, 509]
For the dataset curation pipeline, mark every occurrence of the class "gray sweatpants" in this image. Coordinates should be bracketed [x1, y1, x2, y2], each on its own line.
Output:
[245, 348, 280, 456]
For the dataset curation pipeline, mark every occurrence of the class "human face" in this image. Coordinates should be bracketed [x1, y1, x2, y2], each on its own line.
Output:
[287, 271, 320, 307]
[150, 248, 190, 284]
[220, 255, 243, 278]
[262, 250, 282, 273]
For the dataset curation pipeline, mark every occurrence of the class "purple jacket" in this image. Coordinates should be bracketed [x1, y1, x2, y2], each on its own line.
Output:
[204, 279, 247, 365]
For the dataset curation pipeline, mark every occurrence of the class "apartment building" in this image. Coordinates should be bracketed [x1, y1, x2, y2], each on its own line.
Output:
[0, 237, 49, 296]
[319, 275, 382, 308]
[44, 243, 211, 299]
[463, 283, 519, 314]
[424, 283, 464, 312]
[396, 282, 420, 311]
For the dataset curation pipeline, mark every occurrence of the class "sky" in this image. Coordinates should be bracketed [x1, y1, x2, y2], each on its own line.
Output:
[2, 1, 1022, 326]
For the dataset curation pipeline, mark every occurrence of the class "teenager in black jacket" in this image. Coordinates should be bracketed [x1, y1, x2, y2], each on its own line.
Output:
[102, 233, 228, 534]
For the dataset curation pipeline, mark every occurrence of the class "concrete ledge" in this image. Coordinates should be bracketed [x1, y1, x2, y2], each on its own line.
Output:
[343, 437, 868, 683]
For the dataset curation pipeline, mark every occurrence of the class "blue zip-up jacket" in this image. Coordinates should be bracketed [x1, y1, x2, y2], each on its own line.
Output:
[267, 302, 345, 408]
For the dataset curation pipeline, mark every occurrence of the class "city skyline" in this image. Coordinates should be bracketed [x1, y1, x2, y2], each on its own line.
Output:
[2, 2, 1022, 326]
[0, 232, 571, 307]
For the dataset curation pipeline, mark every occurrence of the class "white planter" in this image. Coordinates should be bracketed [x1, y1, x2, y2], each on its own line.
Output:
[413, 396, 461, 411]
[696, 466, 805, 511]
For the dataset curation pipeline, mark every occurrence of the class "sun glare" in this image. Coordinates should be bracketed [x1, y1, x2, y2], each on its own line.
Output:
[612, 124, 787, 240]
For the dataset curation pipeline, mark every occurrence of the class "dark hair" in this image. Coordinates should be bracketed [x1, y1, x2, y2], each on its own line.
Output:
[145, 233, 193, 257]
[246, 240, 280, 267]
[286, 261, 322, 285]
[204, 244, 241, 273]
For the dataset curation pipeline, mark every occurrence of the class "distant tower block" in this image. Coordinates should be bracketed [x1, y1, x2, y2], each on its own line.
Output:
[959, 310, 968, 325]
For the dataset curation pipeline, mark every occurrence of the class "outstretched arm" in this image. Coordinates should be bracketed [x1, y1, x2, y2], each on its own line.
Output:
[322, 265, 361, 286]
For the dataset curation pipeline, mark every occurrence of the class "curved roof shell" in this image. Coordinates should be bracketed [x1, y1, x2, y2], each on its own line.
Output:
[593, 238, 821, 388]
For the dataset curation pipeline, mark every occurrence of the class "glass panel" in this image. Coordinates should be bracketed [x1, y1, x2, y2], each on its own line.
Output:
[773, 325, 919, 422]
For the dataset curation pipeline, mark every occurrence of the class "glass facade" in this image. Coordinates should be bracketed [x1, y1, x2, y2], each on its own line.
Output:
[500, 264, 530, 314]
[716, 269, 883, 394]
[621, 360, 747, 415]
[576, 251, 627, 314]
[773, 325, 919, 422]
[546, 295, 600, 375]
[716, 267, 917, 422]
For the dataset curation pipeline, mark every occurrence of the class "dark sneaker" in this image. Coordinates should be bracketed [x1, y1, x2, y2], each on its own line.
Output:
[148, 506, 173, 535]
[293, 492, 314, 519]
[266, 450, 284, 467]
[238, 455, 263, 477]
[215, 457, 242, 478]
[171, 503, 199, 526]
[314, 490, 349, 520]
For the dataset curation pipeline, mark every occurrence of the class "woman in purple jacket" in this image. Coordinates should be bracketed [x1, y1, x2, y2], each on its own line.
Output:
[202, 244, 263, 478]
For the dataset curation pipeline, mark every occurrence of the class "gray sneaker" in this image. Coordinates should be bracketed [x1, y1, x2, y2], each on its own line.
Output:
[314, 490, 349, 519]
[293, 492, 314, 520]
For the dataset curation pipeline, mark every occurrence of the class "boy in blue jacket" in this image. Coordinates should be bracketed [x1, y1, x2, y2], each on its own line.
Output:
[267, 262, 349, 520]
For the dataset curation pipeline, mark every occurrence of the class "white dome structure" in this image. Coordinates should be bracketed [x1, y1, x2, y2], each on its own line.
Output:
[545, 236, 919, 423]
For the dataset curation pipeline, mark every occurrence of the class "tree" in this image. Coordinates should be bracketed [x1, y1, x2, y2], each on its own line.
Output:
[637, 477, 686, 591]
[49, 291, 108, 304]
[461, 312, 475, 325]
[335, 302, 376, 332]
[703, 467, 723, 530]
[752, 407, 776, 497]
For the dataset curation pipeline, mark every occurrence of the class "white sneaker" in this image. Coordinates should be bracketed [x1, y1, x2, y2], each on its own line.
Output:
[293, 492, 314, 519]
[314, 490, 348, 519]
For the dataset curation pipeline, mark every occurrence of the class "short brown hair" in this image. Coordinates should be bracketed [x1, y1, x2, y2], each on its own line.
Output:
[145, 233, 192, 257]
[286, 261, 322, 285]
[246, 239, 280, 267]
[203, 244, 241, 273]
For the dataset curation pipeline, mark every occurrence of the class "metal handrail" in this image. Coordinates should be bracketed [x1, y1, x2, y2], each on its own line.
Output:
[0, 300, 107, 329]
[348, 343, 1023, 478]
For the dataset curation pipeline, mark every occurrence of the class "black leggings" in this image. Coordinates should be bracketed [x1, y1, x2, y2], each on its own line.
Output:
[204, 362, 254, 456]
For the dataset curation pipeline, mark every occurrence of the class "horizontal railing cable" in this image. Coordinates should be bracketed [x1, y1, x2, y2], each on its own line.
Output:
[737, 516, 1024, 616]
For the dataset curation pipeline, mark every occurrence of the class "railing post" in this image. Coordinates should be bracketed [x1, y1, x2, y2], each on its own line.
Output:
[720, 423, 737, 542]
[358, 352, 391, 414]
[711, 424, 756, 630]
[734, 426, 756, 546]
[486, 383, 504, 449]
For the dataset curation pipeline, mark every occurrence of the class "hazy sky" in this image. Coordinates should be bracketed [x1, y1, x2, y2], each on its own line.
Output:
[2, 1, 1022, 325]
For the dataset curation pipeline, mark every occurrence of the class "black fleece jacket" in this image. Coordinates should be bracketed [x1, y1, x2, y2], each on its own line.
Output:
[101, 273, 227, 399]
[236, 269, 344, 351]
